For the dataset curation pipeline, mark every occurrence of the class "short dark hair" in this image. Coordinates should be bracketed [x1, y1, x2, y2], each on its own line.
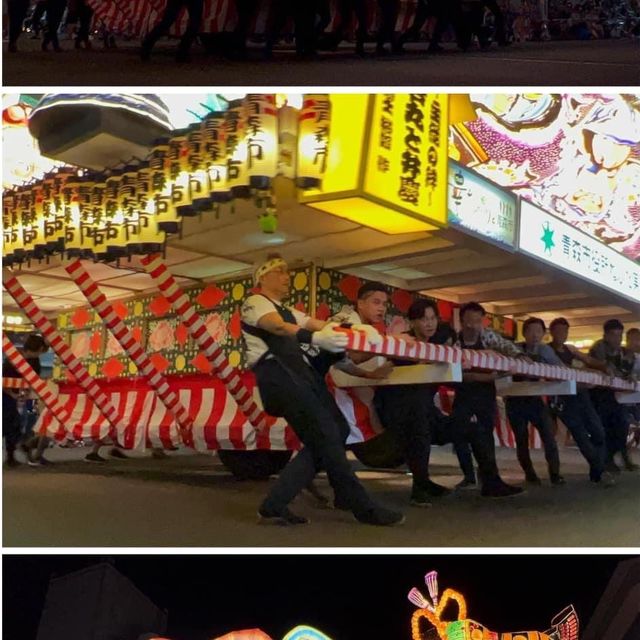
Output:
[459, 301, 485, 319]
[627, 327, 640, 338]
[549, 317, 570, 330]
[604, 319, 624, 333]
[523, 317, 546, 334]
[408, 298, 439, 321]
[357, 281, 388, 300]
[23, 333, 47, 353]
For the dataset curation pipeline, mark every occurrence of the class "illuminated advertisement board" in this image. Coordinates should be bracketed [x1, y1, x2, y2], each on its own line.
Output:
[451, 94, 640, 262]
[447, 160, 517, 250]
[519, 200, 640, 303]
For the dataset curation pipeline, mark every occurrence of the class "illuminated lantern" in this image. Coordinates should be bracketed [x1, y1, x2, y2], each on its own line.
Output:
[299, 94, 450, 235]
[225, 99, 250, 199]
[168, 128, 197, 217]
[296, 94, 331, 189]
[42, 170, 65, 254]
[104, 170, 128, 259]
[30, 181, 49, 259]
[278, 103, 298, 180]
[62, 174, 90, 259]
[282, 626, 333, 640]
[244, 93, 278, 190]
[90, 177, 110, 261]
[214, 631, 273, 640]
[118, 163, 144, 255]
[146, 138, 181, 234]
[2, 190, 20, 265]
[186, 123, 213, 211]
[201, 112, 231, 203]
[17, 185, 38, 260]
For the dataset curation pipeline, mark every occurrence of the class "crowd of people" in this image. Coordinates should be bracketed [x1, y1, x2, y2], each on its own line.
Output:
[5, 0, 640, 62]
[3, 253, 640, 527]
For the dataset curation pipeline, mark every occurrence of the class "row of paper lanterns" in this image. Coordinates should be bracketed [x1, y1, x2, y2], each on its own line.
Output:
[2, 94, 331, 264]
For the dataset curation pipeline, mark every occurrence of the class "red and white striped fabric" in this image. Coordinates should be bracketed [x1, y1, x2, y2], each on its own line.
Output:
[87, 0, 129, 32]
[142, 254, 269, 431]
[65, 260, 195, 438]
[2, 377, 29, 390]
[35, 376, 295, 452]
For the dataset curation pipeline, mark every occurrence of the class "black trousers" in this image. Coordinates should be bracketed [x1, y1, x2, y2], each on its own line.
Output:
[232, 0, 260, 51]
[3, 393, 22, 457]
[334, 0, 369, 48]
[375, 385, 433, 488]
[431, 0, 464, 46]
[451, 387, 501, 485]
[75, 5, 93, 44]
[401, 0, 430, 41]
[376, 0, 399, 47]
[265, 0, 317, 54]
[255, 359, 376, 516]
[482, 0, 506, 44]
[554, 389, 606, 480]
[42, 0, 67, 49]
[590, 388, 631, 460]
[8, 0, 30, 45]
[142, 0, 204, 54]
[506, 396, 560, 478]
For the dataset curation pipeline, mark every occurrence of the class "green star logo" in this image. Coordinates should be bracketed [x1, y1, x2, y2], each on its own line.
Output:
[541, 221, 555, 254]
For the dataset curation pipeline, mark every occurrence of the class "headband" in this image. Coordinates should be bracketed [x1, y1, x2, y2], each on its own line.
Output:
[254, 257, 287, 285]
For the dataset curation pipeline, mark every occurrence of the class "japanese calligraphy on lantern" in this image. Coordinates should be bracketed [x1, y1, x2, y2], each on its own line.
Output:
[364, 93, 448, 226]
[448, 160, 517, 249]
[297, 94, 331, 189]
[519, 201, 640, 303]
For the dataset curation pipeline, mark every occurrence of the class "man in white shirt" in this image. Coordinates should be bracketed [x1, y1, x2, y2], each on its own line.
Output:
[241, 254, 405, 527]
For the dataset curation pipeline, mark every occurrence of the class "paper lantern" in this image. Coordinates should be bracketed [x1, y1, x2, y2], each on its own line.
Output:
[225, 99, 250, 199]
[62, 175, 91, 258]
[30, 181, 48, 258]
[297, 94, 331, 189]
[104, 170, 128, 259]
[186, 123, 213, 211]
[147, 138, 181, 234]
[168, 129, 197, 217]
[42, 170, 67, 253]
[245, 93, 278, 190]
[278, 104, 298, 180]
[299, 94, 449, 234]
[201, 111, 231, 203]
[90, 176, 110, 260]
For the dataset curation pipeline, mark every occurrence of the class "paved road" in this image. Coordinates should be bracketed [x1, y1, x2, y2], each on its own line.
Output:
[4, 446, 639, 547]
[4, 38, 639, 86]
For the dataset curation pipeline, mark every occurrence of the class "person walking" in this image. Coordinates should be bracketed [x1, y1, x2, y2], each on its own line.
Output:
[7, 0, 30, 52]
[41, 0, 67, 52]
[141, 0, 204, 63]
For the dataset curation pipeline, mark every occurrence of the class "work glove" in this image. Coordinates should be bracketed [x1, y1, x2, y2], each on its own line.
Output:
[311, 323, 349, 353]
[351, 323, 384, 347]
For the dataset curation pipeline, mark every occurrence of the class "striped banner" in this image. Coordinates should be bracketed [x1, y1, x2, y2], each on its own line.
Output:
[2, 334, 72, 430]
[141, 254, 269, 432]
[65, 260, 195, 441]
[35, 377, 293, 451]
[3, 276, 127, 443]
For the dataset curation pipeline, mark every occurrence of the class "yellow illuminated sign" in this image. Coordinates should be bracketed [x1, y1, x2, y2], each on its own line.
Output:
[300, 94, 449, 235]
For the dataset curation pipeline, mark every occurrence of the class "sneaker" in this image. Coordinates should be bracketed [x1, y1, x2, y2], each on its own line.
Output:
[418, 479, 451, 498]
[84, 452, 107, 463]
[481, 480, 524, 498]
[550, 474, 566, 486]
[27, 457, 52, 467]
[353, 507, 406, 526]
[257, 506, 309, 526]
[409, 492, 433, 508]
[455, 478, 477, 490]
[109, 448, 129, 460]
[592, 472, 616, 488]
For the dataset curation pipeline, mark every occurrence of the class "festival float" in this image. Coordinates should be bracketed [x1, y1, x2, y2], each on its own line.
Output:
[3, 93, 639, 476]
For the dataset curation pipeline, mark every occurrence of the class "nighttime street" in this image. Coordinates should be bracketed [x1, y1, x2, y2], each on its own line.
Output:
[3, 38, 639, 87]
[3, 554, 638, 640]
[3, 446, 639, 547]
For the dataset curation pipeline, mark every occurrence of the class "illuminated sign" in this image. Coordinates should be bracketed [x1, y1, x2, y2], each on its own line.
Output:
[282, 626, 332, 640]
[519, 200, 640, 303]
[450, 93, 640, 262]
[447, 160, 517, 249]
[301, 94, 449, 235]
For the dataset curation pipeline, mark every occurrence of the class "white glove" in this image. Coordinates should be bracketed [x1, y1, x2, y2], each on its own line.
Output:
[311, 323, 349, 353]
[351, 323, 383, 347]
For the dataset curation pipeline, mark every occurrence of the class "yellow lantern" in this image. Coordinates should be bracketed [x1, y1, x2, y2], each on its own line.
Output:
[297, 94, 331, 189]
[186, 123, 212, 211]
[201, 112, 230, 203]
[168, 129, 196, 217]
[62, 175, 88, 258]
[90, 177, 110, 261]
[118, 163, 143, 255]
[244, 93, 278, 190]
[17, 185, 38, 260]
[225, 99, 250, 199]
[104, 170, 128, 259]
[278, 103, 298, 181]
[146, 138, 181, 234]
[299, 94, 449, 235]
[42, 170, 65, 253]
[2, 190, 21, 264]
[30, 181, 48, 259]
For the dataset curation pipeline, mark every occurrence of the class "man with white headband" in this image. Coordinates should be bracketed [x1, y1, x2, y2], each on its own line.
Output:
[241, 253, 405, 527]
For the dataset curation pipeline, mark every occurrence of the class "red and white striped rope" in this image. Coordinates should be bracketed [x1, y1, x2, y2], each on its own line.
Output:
[2, 377, 29, 390]
[3, 276, 126, 440]
[2, 334, 72, 425]
[141, 254, 269, 431]
[340, 331, 639, 392]
[64, 260, 194, 438]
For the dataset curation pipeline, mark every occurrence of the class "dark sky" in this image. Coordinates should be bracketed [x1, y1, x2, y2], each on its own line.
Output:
[3, 555, 631, 640]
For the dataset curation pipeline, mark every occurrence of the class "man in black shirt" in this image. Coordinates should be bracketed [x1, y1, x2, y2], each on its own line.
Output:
[374, 299, 453, 506]
[3, 334, 48, 467]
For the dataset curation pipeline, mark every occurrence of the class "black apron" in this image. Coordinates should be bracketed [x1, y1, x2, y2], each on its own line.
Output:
[454, 332, 497, 411]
